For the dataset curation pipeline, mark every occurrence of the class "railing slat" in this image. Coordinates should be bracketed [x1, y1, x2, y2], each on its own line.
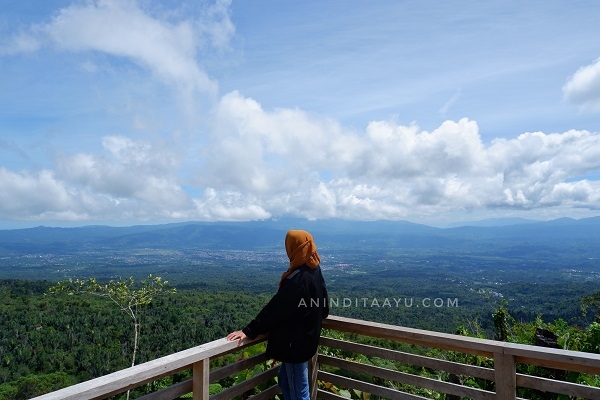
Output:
[320, 336, 495, 381]
[309, 352, 319, 400]
[323, 315, 499, 357]
[210, 364, 279, 400]
[493, 352, 516, 400]
[318, 370, 430, 400]
[136, 380, 192, 400]
[138, 355, 279, 400]
[245, 384, 280, 400]
[507, 343, 600, 375]
[516, 373, 600, 399]
[317, 388, 349, 400]
[209, 352, 269, 382]
[319, 354, 495, 400]
[193, 358, 210, 400]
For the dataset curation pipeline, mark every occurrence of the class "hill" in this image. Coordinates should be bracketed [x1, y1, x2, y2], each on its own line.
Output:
[0, 216, 599, 253]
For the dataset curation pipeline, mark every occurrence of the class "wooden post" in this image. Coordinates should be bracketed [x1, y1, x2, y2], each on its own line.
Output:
[309, 353, 319, 400]
[494, 352, 516, 400]
[193, 358, 210, 400]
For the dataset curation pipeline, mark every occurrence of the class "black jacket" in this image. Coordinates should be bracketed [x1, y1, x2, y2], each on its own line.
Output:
[242, 264, 329, 363]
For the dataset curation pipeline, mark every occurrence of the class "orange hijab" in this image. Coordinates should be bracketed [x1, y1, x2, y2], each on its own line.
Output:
[279, 230, 320, 286]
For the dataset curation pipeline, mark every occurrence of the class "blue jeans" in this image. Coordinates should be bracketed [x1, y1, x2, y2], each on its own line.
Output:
[278, 361, 309, 400]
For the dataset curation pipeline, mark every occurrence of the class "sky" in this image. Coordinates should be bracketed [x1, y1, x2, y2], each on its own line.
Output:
[1, 0, 600, 228]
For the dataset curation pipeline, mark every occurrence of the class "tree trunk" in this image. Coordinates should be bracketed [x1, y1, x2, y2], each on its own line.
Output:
[126, 318, 140, 400]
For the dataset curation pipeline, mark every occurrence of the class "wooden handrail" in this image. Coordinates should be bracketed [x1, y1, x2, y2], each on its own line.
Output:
[30, 337, 267, 400]
[321, 315, 600, 399]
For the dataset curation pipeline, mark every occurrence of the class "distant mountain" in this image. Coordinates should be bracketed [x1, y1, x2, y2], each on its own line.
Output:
[445, 217, 539, 228]
[0, 216, 599, 254]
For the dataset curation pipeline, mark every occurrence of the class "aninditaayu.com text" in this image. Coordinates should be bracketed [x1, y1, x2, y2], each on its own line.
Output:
[298, 297, 459, 308]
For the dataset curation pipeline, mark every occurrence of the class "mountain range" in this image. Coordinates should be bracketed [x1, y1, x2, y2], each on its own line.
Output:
[1, 216, 599, 254]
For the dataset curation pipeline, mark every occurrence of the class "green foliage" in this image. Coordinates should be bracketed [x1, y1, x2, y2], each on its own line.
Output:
[230, 342, 279, 398]
[2, 279, 600, 399]
[583, 322, 600, 353]
[48, 275, 176, 323]
[0, 279, 268, 399]
[492, 299, 514, 341]
[0, 372, 76, 400]
[581, 291, 600, 322]
[49, 275, 176, 373]
[457, 301, 600, 399]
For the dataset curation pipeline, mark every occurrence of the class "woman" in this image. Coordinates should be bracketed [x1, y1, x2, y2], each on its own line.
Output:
[226, 229, 329, 400]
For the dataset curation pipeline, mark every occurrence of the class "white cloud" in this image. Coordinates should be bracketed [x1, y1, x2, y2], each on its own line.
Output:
[195, 92, 600, 221]
[196, 0, 235, 49]
[2, 107, 600, 223]
[193, 188, 271, 221]
[204, 91, 359, 194]
[563, 57, 600, 111]
[0, 168, 75, 218]
[0, 135, 206, 222]
[357, 118, 485, 181]
[57, 135, 192, 210]
[0, 31, 41, 55]
[545, 181, 600, 209]
[1, 0, 233, 95]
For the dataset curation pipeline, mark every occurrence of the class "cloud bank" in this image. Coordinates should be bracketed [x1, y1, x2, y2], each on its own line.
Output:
[2, 97, 599, 223]
[1, 1, 600, 225]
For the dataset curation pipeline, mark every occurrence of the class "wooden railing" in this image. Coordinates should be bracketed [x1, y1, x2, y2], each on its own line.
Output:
[29, 334, 276, 400]
[320, 316, 600, 399]
[31, 315, 600, 400]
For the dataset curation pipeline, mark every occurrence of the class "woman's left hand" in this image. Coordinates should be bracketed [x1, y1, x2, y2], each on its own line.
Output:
[226, 330, 247, 346]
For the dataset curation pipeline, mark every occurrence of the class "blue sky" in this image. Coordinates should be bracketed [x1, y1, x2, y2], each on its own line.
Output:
[1, 0, 600, 228]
